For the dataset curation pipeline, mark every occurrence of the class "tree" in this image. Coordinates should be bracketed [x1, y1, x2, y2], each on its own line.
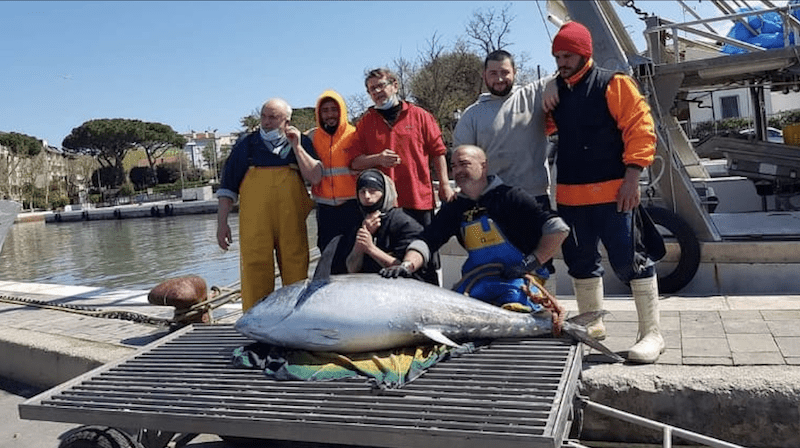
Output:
[0, 132, 44, 200]
[240, 108, 261, 133]
[62, 119, 142, 187]
[465, 3, 515, 55]
[0, 132, 44, 157]
[408, 38, 484, 149]
[138, 122, 187, 187]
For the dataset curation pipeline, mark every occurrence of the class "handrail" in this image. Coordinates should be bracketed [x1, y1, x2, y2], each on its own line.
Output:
[579, 397, 747, 448]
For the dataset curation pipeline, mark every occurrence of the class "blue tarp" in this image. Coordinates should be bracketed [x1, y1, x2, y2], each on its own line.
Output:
[722, 2, 800, 54]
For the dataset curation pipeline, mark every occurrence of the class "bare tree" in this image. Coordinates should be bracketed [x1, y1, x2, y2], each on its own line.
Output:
[465, 3, 515, 54]
[344, 92, 372, 124]
[392, 53, 417, 101]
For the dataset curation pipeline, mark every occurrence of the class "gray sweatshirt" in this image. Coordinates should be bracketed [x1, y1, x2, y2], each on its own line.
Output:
[453, 80, 552, 198]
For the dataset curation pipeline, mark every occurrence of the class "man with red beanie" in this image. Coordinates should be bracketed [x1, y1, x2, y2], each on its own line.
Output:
[545, 21, 664, 363]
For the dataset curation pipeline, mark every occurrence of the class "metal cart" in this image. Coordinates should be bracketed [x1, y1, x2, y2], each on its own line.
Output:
[19, 324, 583, 448]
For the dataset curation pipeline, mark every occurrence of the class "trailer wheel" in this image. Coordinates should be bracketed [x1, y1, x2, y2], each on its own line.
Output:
[59, 426, 144, 448]
[645, 206, 701, 294]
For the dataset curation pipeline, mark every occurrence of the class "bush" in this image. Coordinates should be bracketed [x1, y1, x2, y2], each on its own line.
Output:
[49, 196, 69, 210]
[129, 166, 156, 189]
[118, 182, 135, 197]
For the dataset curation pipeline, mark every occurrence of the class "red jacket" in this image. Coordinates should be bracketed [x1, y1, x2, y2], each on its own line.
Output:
[345, 102, 446, 210]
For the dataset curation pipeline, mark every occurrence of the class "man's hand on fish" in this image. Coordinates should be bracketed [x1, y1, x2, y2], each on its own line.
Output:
[380, 261, 414, 279]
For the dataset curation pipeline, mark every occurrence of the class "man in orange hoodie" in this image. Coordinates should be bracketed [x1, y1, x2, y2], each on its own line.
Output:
[308, 90, 362, 256]
[545, 22, 664, 363]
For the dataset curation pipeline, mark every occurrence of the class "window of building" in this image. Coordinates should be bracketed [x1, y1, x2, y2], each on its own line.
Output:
[720, 95, 740, 119]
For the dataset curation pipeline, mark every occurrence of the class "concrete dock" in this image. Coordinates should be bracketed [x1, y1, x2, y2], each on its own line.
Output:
[1, 279, 798, 447]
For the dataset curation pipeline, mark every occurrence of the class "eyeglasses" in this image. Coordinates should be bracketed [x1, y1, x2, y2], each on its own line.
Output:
[367, 80, 393, 94]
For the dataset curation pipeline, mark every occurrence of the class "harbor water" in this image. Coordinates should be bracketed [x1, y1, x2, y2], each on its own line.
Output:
[0, 212, 318, 291]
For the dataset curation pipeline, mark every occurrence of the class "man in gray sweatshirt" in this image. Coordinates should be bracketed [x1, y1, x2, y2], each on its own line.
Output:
[453, 50, 554, 211]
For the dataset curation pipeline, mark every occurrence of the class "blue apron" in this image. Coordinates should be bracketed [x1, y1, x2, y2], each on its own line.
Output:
[453, 215, 547, 313]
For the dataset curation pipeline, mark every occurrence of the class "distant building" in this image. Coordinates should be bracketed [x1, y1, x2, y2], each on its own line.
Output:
[686, 87, 800, 128]
[181, 131, 239, 173]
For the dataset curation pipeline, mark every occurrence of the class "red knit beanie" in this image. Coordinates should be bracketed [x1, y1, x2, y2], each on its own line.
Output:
[552, 21, 593, 59]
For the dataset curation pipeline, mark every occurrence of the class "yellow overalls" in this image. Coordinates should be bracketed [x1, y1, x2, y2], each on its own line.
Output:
[238, 166, 314, 311]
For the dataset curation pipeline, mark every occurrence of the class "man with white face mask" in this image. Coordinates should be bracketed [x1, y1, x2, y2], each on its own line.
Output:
[345, 68, 455, 285]
[217, 98, 321, 311]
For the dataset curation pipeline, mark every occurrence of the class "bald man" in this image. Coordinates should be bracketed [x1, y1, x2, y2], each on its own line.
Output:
[382, 145, 569, 313]
[217, 98, 321, 311]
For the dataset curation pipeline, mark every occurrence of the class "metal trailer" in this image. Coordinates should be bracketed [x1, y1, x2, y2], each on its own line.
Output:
[19, 324, 584, 448]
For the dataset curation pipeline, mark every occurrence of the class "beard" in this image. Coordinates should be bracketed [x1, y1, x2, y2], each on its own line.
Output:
[487, 82, 513, 97]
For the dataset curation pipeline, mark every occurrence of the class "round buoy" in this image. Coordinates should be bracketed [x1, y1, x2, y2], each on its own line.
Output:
[164, 204, 174, 216]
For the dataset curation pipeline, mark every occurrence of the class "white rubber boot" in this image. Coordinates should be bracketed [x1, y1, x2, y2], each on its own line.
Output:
[627, 276, 665, 363]
[572, 277, 606, 340]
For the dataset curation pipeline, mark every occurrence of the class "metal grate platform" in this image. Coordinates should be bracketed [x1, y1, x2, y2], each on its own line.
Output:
[20, 324, 582, 448]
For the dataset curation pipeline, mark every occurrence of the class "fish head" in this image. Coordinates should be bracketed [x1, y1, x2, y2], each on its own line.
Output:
[234, 280, 309, 344]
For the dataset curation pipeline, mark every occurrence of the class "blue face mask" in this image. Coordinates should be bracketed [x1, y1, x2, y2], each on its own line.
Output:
[375, 94, 399, 110]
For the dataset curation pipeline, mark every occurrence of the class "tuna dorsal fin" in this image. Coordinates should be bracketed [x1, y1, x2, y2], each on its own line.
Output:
[420, 327, 460, 348]
[296, 235, 341, 309]
[312, 235, 341, 282]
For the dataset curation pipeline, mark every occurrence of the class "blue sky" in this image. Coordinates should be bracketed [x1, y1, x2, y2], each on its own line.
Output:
[1, 1, 730, 147]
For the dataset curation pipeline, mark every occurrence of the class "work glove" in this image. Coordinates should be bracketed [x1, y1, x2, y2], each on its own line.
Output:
[502, 253, 542, 279]
[379, 261, 413, 279]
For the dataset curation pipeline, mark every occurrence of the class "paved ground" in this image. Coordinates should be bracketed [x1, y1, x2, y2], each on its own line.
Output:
[1, 279, 799, 447]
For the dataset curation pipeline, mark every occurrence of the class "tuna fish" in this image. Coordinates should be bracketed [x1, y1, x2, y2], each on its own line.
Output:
[235, 237, 622, 362]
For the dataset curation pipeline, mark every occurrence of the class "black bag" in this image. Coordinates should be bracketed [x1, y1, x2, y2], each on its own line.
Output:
[634, 205, 666, 262]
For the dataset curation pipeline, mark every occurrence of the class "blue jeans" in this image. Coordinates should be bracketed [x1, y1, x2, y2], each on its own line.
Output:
[559, 203, 655, 284]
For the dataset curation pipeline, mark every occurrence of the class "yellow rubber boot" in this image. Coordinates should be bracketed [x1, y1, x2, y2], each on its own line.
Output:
[572, 277, 606, 340]
[628, 276, 666, 363]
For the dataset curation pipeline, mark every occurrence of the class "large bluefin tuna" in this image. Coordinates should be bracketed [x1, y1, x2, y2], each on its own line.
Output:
[235, 237, 622, 362]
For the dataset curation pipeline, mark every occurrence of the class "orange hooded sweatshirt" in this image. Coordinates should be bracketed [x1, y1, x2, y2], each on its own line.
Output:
[310, 90, 359, 206]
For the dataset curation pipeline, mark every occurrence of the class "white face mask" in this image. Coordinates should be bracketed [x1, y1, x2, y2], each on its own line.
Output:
[375, 94, 399, 110]
[259, 127, 291, 158]
[260, 127, 284, 142]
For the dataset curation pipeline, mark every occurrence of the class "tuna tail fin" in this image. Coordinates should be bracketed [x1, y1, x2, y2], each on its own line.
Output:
[562, 311, 624, 363]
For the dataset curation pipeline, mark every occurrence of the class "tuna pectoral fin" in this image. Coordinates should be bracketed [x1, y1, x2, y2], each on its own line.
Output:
[562, 313, 624, 363]
[420, 328, 460, 348]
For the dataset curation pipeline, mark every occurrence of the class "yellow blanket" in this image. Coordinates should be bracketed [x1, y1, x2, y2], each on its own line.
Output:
[232, 342, 476, 388]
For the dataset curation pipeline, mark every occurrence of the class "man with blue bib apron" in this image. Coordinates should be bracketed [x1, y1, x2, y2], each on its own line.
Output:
[217, 98, 321, 311]
[381, 145, 569, 315]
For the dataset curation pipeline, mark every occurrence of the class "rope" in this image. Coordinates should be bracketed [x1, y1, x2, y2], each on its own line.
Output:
[521, 274, 566, 336]
[0, 294, 173, 326]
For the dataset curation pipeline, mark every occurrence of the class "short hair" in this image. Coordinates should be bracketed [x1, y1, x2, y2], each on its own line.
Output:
[262, 98, 292, 120]
[484, 50, 515, 71]
[364, 67, 398, 88]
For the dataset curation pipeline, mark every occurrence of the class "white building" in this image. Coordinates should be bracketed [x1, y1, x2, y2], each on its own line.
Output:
[181, 131, 239, 176]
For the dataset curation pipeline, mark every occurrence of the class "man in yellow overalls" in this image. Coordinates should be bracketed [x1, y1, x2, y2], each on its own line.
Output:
[217, 98, 321, 311]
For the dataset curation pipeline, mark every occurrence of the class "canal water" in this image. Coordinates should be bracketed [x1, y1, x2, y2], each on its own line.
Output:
[0, 212, 318, 291]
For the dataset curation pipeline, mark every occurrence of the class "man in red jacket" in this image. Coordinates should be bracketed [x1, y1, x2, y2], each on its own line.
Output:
[345, 67, 455, 285]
